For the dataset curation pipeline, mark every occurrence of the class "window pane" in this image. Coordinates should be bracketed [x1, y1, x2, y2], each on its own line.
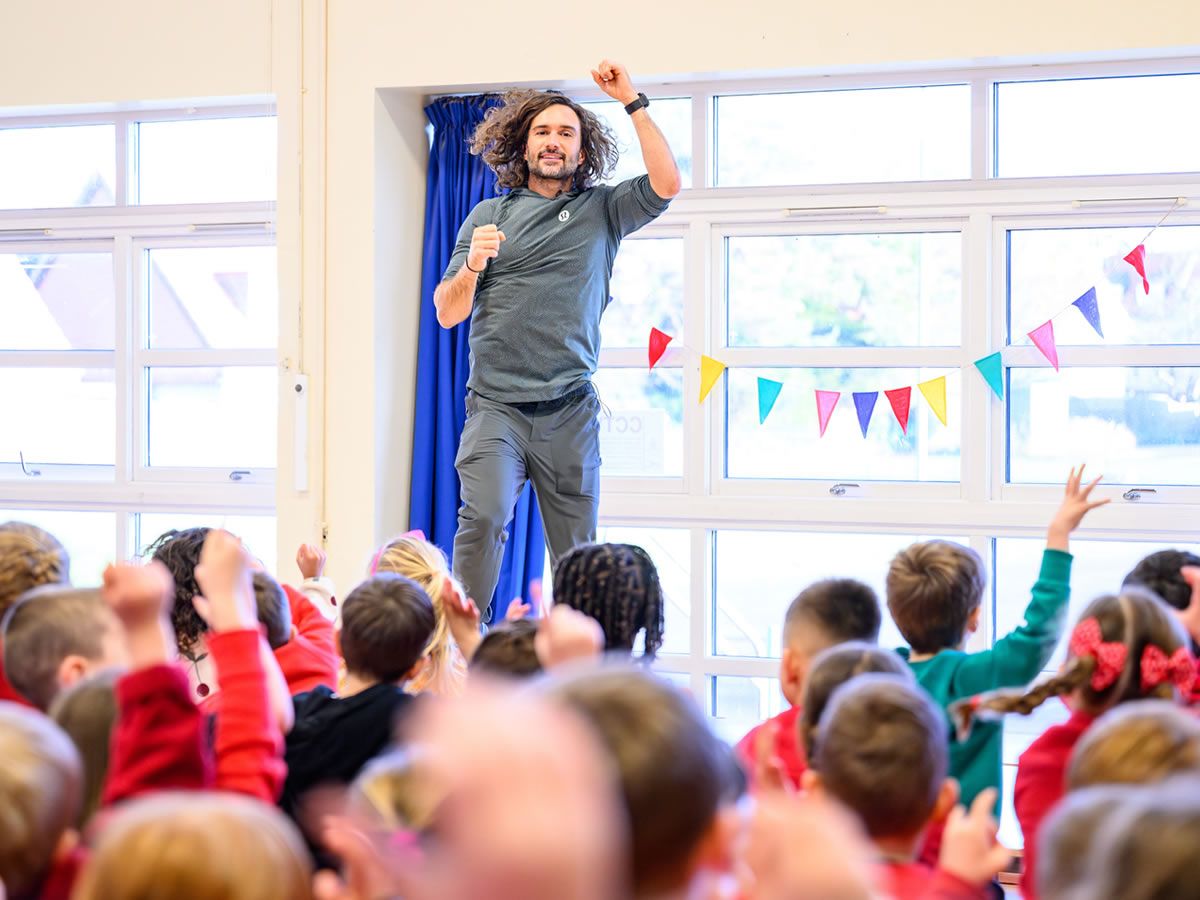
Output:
[1008, 367, 1200, 485]
[726, 367, 961, 481]
[0, 368, 114, 468]
[148, 246, 278, 349]
[715, 85, 970, 186]
[137, 513, 278, 576]
[601, 237, 683, 349]
[594, 368, 683, 477]
[579, 97, 692, 188]
[147, 367, 277, 469]
[728, 233, 961, 347]
[136, 117, 277, 205]
[0, 509, 116, 587]
[710, 676, 786, 744]
[0, 252, 115, 349]
[996, 74, 1200, 178]
[714, 530, 967, 657]
[994, 537, 1200, 674]
[1008, 225, 1200, 346]
[0, 124, 115, 209]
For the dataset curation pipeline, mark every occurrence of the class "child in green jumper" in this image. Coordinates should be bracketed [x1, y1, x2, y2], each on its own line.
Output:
[887, 466, 1109, 808]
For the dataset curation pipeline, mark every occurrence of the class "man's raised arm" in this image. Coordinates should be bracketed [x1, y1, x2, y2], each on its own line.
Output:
[591, 59, 681, 200]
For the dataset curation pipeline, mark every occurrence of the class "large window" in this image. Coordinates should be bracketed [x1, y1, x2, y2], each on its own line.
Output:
[571, 60, 1200, 851]
[0, 106, 277, 568]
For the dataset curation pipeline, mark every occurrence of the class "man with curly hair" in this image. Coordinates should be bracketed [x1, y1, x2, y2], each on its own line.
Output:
[435, 60, 680, 611]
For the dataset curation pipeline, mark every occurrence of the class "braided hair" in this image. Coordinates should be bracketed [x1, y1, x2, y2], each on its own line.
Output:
[145, 527, 210, 658]
[552, 543, 664, 660]
[0, 521, 70, 617]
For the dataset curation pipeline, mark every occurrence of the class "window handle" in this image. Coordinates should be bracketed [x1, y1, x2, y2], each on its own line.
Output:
[1122, 488, 1157, 502]
[229, 470, 252, 482]
[829, 482, 860, 497]
[19, 451, 41, 477]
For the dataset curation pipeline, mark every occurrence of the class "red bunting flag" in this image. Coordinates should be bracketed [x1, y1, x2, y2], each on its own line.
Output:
[1027, 320, 1059, 371]
[884, 387, 912, 435]
[815, 390, 840, 437]
[1123, 244, 1149, 294]
[648, 327, 673, 370]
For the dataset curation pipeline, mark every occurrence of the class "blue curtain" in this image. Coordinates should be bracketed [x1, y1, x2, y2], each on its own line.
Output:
[409, 95, 545, 621]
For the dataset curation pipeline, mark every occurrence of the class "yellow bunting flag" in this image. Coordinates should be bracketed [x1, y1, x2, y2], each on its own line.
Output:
[699, 356, 727, 404]
[917, 376, 948, 427]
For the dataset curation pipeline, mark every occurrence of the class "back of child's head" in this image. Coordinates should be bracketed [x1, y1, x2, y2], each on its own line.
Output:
[340, 573, 436, 684]
[954, 589, 1193, 732]
[146, 526, 210, 657]
[252, 571, 292, 650]
[0, 521, 69, 618]
[1123, 548, 1200, 611]
[1066, 699, 1200, 791]
[49, 667, 121, 829]
[886, 540, 985, 654]
[1037, 783, 1134, 900]
[347, 748, 439, 832]
[370, 533, 466, 695]
[785, 578, 881, 648]
[470, 618, 542, 679]
[553, 543, 664, 660]
[546, 666, 736, 895]
[810, 673, 946, 841]
[1071, 776, 1200, 900]
[799, 642, 912, 758]
[0, 702, 82, 898]
[73, 791, 313, 900]
[2, 586, 121, 711]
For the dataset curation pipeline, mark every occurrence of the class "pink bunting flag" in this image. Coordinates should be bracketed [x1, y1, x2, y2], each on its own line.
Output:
[815, 390, 840, 438]
[1123, 244, 1149, 295]
[884, 387, 911, 435]
[1027, 320, 1059, 371]
[648, 328, 673, 370]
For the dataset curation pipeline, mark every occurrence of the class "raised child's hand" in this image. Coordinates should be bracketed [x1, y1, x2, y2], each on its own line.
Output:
[1047, 465, 1109, 551]
[535, 605, 603, 669]
[102, 561, 176, 666]
[938, 788, 1012, 887]
[297, 542, 327, 580]
[194, 530, 256, 632]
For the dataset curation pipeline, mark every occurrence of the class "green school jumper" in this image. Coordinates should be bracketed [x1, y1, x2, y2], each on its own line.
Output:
[898, 548, 1073, 808]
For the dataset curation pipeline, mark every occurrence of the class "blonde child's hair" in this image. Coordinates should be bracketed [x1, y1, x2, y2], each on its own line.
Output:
[347, 748, 440, 832]
[73, 792, 313, 900]
[370, 535, 467, 696]
[0, 702, 82, 898]
[1067, 699, 1200, 791]
[0, 521, 70, 618]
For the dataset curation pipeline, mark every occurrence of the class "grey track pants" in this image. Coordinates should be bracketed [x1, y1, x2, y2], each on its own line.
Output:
[452, 384, 600, 612]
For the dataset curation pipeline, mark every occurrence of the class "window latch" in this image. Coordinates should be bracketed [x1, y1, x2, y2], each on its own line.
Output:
[19, 451, 41, 477]
[229, 470, 252, 482]
[829, 482, 859, 497]
[1122, 488, 1157, 502]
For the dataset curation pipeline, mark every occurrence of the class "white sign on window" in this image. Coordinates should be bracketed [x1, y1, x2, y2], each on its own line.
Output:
[599, 408, 666, 476]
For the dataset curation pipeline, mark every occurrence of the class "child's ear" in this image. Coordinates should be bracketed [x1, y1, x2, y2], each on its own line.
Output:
[686, 804, 741, 877]
[780, 648, 806, 706]
[931, 777, 961, 823]
[52, 827, 80, 863]
[800, 769, 823, 797]
[966, 606, 982, 635]
[402, 654, 430, 683]
[56, 654, 91, 693]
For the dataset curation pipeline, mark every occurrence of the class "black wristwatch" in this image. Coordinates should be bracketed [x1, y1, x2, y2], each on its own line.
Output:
[624, 92, 650, 115]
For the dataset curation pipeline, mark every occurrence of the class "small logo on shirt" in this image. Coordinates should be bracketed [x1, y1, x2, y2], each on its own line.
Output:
[558, 209, 570, 223]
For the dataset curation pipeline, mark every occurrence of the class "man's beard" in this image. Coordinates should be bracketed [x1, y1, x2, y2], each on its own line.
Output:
[528, 152, 579, 183]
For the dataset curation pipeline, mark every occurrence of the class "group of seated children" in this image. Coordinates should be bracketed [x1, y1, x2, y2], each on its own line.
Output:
[0, 464, 1198, 899]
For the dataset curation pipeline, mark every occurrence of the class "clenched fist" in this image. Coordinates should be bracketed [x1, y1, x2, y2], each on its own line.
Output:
[467, 223, 506, 272]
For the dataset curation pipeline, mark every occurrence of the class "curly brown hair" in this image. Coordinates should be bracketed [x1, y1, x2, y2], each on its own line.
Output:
[469, 90, 620, 190]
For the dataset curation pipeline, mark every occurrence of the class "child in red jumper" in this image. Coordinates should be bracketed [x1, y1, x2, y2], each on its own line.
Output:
[253, 571, 339, 695]
[735, 578, 881, 792]
[0, 521, 71, 706]
[951, 588, 1195, 900]
[803, 674, 1010, 899]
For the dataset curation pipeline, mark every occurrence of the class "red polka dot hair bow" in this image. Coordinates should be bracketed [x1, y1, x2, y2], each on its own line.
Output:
[1069, 617, 1128, 691]
[1140, 645, 1198, 694]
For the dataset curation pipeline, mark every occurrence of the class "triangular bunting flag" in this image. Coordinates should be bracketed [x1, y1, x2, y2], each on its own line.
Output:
[917, 376, 948, 427]
[648, 327, 673, 370]
[852, 391, 878, 438]
[815, 390, 841, 437]
[698, 356, 726, 403]
[757, 378, 784, 424]
[1071, 287, 1103, 338]
[1027, 320, 1059, 371]
[885, 387, 912, 435]
[973, 352, 1005, 400]
[1123, 244, 1149, 294]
